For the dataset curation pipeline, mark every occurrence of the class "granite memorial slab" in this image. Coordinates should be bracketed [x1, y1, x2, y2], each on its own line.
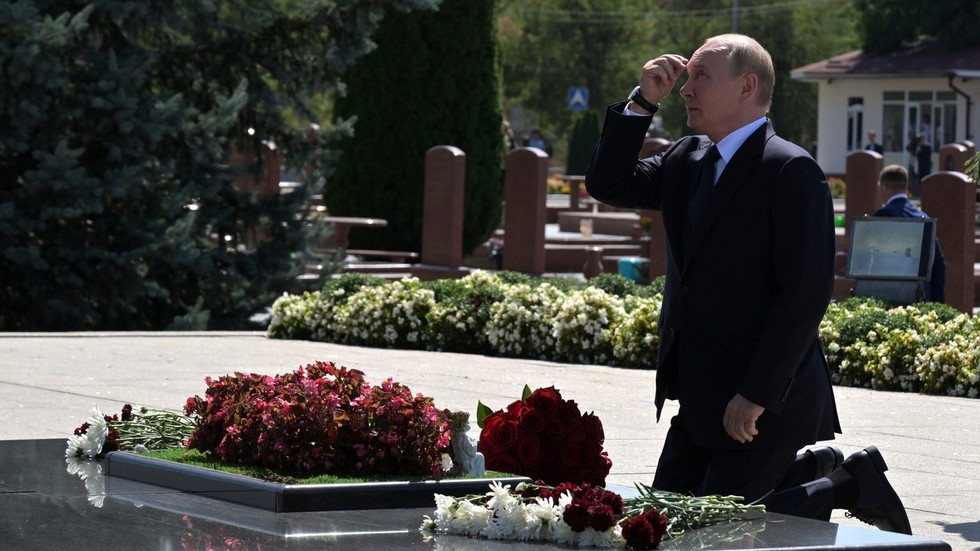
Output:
[0, 439, 952, 550]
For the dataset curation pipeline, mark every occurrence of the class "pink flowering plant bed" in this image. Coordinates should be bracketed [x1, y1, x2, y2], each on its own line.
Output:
[67, 360, 527, 512]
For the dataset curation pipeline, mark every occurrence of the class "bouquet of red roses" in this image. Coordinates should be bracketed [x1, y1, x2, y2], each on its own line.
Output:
[476, 385, 611, 487]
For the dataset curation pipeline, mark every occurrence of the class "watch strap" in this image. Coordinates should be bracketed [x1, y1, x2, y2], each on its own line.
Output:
[629, 86, 659, 114]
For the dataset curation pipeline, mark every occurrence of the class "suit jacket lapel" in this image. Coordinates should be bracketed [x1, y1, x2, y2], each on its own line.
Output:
[682, 122, 773, 272]
[665, 142, 712, 272]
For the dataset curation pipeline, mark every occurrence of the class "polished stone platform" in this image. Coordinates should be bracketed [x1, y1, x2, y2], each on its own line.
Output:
[0, 439, 952, 550]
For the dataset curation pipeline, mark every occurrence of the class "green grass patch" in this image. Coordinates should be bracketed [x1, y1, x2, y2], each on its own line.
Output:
[141, 447, 513, 485]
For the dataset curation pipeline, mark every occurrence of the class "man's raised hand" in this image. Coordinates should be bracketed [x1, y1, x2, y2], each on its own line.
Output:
[638, 55, 688, 105]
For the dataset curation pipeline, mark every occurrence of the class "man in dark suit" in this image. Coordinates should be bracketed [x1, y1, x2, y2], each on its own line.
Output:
[866, 130, 883, 154]
[874, 164, 946, 303]
[586, 34, 911, 533]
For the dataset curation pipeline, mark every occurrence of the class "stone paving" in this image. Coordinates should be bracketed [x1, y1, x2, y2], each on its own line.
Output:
[3, 332, 978, 549]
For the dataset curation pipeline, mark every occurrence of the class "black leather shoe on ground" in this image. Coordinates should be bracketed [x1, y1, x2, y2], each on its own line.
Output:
[842, 446, 913, 535]
[807, 446, 844, 480]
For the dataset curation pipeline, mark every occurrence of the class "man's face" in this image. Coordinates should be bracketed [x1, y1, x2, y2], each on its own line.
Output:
[679, 43, 746, 140]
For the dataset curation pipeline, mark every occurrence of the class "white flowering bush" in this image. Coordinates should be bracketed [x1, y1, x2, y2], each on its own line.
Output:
[268, 291, 319, 340]
[268, 274, 388, 341]
[551, 287, 624, 364]
[609, 294, 663, 368]
[914, 316, 980, 398]
[332, 277, 436, 349]
[268, 274, 980, 398]
[486, 282, 566, 359]
[819, 298, 975, 395]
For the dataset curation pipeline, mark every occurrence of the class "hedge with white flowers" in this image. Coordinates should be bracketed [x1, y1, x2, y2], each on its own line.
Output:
[269, 272, 979, 398]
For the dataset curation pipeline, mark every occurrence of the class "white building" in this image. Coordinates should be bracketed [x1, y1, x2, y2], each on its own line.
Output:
[791, 40, 980, 176]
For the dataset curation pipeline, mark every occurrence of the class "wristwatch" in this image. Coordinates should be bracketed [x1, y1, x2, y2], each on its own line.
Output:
[628, 85, 659, 114]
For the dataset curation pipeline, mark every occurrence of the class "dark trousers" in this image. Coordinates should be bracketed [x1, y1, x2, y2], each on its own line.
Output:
[653, 412, 837, 521]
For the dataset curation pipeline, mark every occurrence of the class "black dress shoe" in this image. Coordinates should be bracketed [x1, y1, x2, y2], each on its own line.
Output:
[841, 446, 913, 535]
[806, 446, 844, 480]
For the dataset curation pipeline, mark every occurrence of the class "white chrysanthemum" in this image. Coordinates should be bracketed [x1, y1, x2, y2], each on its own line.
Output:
[450, 500, 491, 536]
[486, 482, 517, 510]
[65, 434, 87, 458]
[79, 406, 109, 459]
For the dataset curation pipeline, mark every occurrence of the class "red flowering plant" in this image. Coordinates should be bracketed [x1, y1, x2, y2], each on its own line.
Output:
[183, 360, 452, 477]
[476, 385, 611, 487]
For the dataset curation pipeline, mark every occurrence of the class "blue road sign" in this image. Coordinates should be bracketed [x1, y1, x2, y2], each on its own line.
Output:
[568, 87, 589, 111]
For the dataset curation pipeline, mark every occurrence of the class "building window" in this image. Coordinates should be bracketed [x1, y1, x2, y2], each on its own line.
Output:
[881, 90, 957, 153]
[847, 97, 864, 151]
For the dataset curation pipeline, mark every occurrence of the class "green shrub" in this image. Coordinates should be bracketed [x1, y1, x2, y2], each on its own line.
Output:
[588, 273, 640, 299]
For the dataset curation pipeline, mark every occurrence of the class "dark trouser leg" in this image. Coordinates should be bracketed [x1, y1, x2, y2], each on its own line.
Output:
[779, 451, 817, 488]
[652, 411, 837, 521]
[652, 413, 711, 495]
[654, 412, 798, 503]
[764, 477, 837, 521]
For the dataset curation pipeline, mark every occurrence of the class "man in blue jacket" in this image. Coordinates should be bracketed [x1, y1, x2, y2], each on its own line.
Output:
[874, 164, 946, 303]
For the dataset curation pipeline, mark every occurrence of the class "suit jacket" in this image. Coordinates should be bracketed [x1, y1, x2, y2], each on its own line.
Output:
[586, 102, 840, 451]
[866, 143, 883, 154]
[873, 198, 947, 303]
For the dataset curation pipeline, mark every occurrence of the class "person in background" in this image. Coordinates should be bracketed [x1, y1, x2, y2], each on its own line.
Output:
[503, 120, 516, 151]
[907, 131, 932, 179]
[586, 33, 911, 534]
[526, 129, 553, 156]
[865, 130, 883, 154]
[875, 164, 946, 303]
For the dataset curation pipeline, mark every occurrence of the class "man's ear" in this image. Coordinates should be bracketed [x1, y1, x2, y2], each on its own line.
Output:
[740, 73, 758, 102]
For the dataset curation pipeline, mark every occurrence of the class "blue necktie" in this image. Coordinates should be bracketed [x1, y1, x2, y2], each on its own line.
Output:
[688, 144, 719, 225]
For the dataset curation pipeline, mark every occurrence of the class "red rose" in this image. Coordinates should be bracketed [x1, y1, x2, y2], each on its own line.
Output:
[583, 413, 604, 444]
[582, 440, 604, 462]
[506, 399, 528, 417]
[564, 415, 586, 443]
[478, 411, 519, 455]
[560, 442, 582, 468]
[518, 408, 546, 434]
[485, 452, 522, 475]
[525, 386, 561, 415]
[558, 399, 581, 420]
[587, 453, 613, 487]
[515, 434, 542, 468]
[545, 414, 566, 441]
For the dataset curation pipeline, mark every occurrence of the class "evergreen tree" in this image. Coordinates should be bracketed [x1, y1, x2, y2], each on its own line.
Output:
[854, 0, 980, 52]
[327, 0, 504, 255]
[565, 109, 602, 176]
[0, 0, 437, 331]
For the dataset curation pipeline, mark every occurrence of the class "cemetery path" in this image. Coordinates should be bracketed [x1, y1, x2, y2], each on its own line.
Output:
[2, 332, 977, 550]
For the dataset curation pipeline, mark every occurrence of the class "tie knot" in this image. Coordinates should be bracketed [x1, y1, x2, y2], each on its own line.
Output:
[704, 144, 720, 163]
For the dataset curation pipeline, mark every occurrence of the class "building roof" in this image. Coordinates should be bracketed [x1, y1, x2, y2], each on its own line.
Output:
[791, 40, 980, 81]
